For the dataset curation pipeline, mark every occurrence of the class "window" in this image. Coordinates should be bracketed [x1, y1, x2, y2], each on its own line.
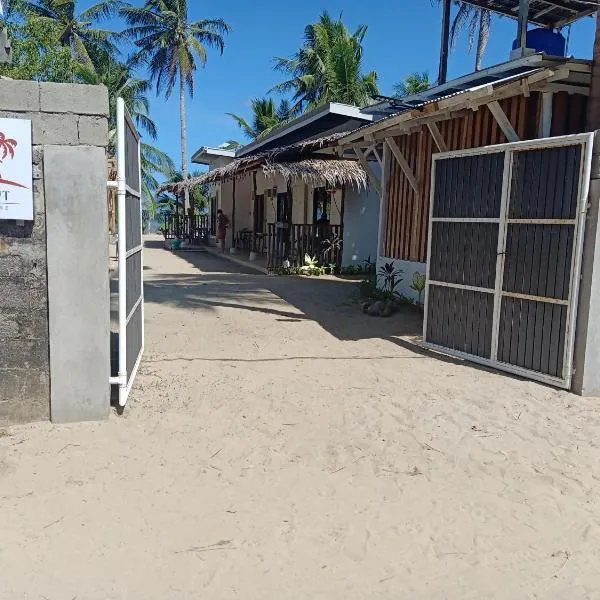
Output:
[313, 187, 332, 223]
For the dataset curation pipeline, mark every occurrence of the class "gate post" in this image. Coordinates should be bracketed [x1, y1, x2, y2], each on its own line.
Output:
[573, 131, 600, 395]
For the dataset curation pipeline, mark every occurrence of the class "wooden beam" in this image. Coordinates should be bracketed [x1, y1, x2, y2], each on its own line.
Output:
[385, 137, 421, 196]
[427, 122, 448, 152]
[377, 142, 391, 256]
[355, 147, 382, 197]
[543, 83, 590, 96]
[539, 91, 553, 137]
[488, 100, 520, 143]
[372, 147, 383, 166]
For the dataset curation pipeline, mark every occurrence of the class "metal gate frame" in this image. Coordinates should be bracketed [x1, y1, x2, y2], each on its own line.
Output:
[423, 133, 595, 389]
[113, 98, 144, 406]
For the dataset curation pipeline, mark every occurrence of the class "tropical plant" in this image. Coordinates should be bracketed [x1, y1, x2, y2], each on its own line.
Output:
[81, 52, 175, 211]
[301, 254, 323, 276]
[410, 272, 427, 305]
[161, 168, 207, 215]
[0, 17, 93, 81]
[220, 140, 243, 151]
[378, 261, 403, 293]
[448, 1, 492, 71]
[1, 0, 25, 24]
[272, 11, 379, 115]
[227, 97, 290, 140]
[20, 0, 120, 69]
[393, 71, 431, 98]
[321, 232, 342, 264]
[121, 0, 231, 212]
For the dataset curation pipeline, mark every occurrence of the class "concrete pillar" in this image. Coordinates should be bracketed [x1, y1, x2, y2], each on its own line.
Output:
[573, 132, 600, 396]
[45, 145, 110, 422]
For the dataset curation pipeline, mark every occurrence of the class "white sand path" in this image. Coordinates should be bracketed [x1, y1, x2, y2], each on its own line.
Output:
[1, 236, 600, 599]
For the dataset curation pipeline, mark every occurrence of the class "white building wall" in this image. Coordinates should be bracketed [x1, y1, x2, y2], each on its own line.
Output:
[342, 181, 380, 267]
[376, 257, 427, 303]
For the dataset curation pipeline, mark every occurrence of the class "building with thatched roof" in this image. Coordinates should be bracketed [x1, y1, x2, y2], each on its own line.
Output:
[160, 103, 380, 271]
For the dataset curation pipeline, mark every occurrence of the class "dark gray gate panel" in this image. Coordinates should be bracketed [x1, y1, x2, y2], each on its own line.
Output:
[426, 286, 493, 358]
[126, 304, 143, 377]
[125, 193, 142, 251]
[424, 135, 592, 389]
[115, 98, 144, 407]
[429, 222, 498, 288]
[497, 298, 567, 378]
[503, 224, 574, 300]
[509, 146, 581, 219]
[433, 153, 505, 218]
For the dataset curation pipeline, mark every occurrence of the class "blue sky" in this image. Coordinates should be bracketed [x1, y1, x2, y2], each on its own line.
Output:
[94, 1, 597, 172]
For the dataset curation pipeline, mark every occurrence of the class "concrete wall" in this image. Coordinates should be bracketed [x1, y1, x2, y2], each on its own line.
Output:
[45, 146, 110, 422]
[0, 79, 109, 424]
[342, 182, 380, 267]
[573, 133, 600, 396]
[376, 257, 427, 304]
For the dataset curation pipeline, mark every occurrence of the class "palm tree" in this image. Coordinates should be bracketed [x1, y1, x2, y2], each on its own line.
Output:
[272, 11, 379, 114]
[83, 53, 175, 210]
[121, 0, 231, 211]
[20, 0, 119, 68]
[449, 1, 492, 71]
[393, 71, 431, 98]
[227, 97, 290, 140]
[221, 140, 242, 151]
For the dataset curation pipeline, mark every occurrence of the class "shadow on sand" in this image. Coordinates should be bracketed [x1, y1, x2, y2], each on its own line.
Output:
[143, 247, 423, 342]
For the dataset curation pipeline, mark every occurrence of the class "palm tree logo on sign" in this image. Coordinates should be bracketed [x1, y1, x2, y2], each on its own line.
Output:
[0, 131, 25, 188]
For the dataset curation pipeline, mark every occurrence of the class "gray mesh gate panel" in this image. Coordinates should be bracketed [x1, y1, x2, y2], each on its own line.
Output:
[423, 135, 593, 389]
[114, 98, 144, 407]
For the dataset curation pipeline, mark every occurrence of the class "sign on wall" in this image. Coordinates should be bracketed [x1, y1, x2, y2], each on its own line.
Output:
[0, 118, 33, 220]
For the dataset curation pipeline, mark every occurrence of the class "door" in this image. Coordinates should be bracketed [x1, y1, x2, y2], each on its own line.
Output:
[113, 98, 144, 407]
[254, 193, 265, 233]
[423, 134, 594, 389]
[275, 192, 292, 263]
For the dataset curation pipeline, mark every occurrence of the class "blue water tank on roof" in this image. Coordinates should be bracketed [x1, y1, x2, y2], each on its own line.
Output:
[512, 27, 566, 56]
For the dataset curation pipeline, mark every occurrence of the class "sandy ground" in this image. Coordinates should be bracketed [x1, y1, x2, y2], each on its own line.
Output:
[2, 235, 600, 599]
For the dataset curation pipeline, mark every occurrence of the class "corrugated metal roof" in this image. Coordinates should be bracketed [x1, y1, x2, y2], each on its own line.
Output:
[456, 0, 595, 28]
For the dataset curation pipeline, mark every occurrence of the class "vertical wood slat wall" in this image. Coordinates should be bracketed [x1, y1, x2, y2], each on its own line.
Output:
[383, 91, 588, 263]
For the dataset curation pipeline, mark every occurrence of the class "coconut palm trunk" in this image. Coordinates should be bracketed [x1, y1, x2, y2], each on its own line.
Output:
[179, 75, 190, 211]
[587, 11, 600, 131]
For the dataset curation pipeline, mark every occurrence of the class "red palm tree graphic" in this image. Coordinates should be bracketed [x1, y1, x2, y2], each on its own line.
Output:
[0, 132, 17, 162]
[0, 131, 27, 189]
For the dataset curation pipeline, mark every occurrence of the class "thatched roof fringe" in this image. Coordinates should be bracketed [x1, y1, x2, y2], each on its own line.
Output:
[262, 159, 368, 190]
[158, 157, 367, 193]
[157, 132, 366, 194]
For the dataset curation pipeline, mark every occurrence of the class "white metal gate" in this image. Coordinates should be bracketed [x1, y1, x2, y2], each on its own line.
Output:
[423, 134, 594, 389]
[112, 98, 144, 406]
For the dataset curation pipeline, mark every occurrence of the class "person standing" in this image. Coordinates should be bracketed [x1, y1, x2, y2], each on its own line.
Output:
[216, 209, 229, 252]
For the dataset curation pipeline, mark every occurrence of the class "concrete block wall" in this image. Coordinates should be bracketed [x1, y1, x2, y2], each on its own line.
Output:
[0, 79, 109, 424]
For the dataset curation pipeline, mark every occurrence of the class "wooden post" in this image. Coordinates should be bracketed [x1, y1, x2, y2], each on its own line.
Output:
[378, 143, 391, 257]
[586, 11, 600, 131]
[231, 177, 236, 250]
[339, 185, 346, 270]
[252, 170, 257, 252]
[517, 0, 530, 57]
[303, 183, 309, 224]
[438, 0, 451, 85]
[539, 92, 554, 137]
